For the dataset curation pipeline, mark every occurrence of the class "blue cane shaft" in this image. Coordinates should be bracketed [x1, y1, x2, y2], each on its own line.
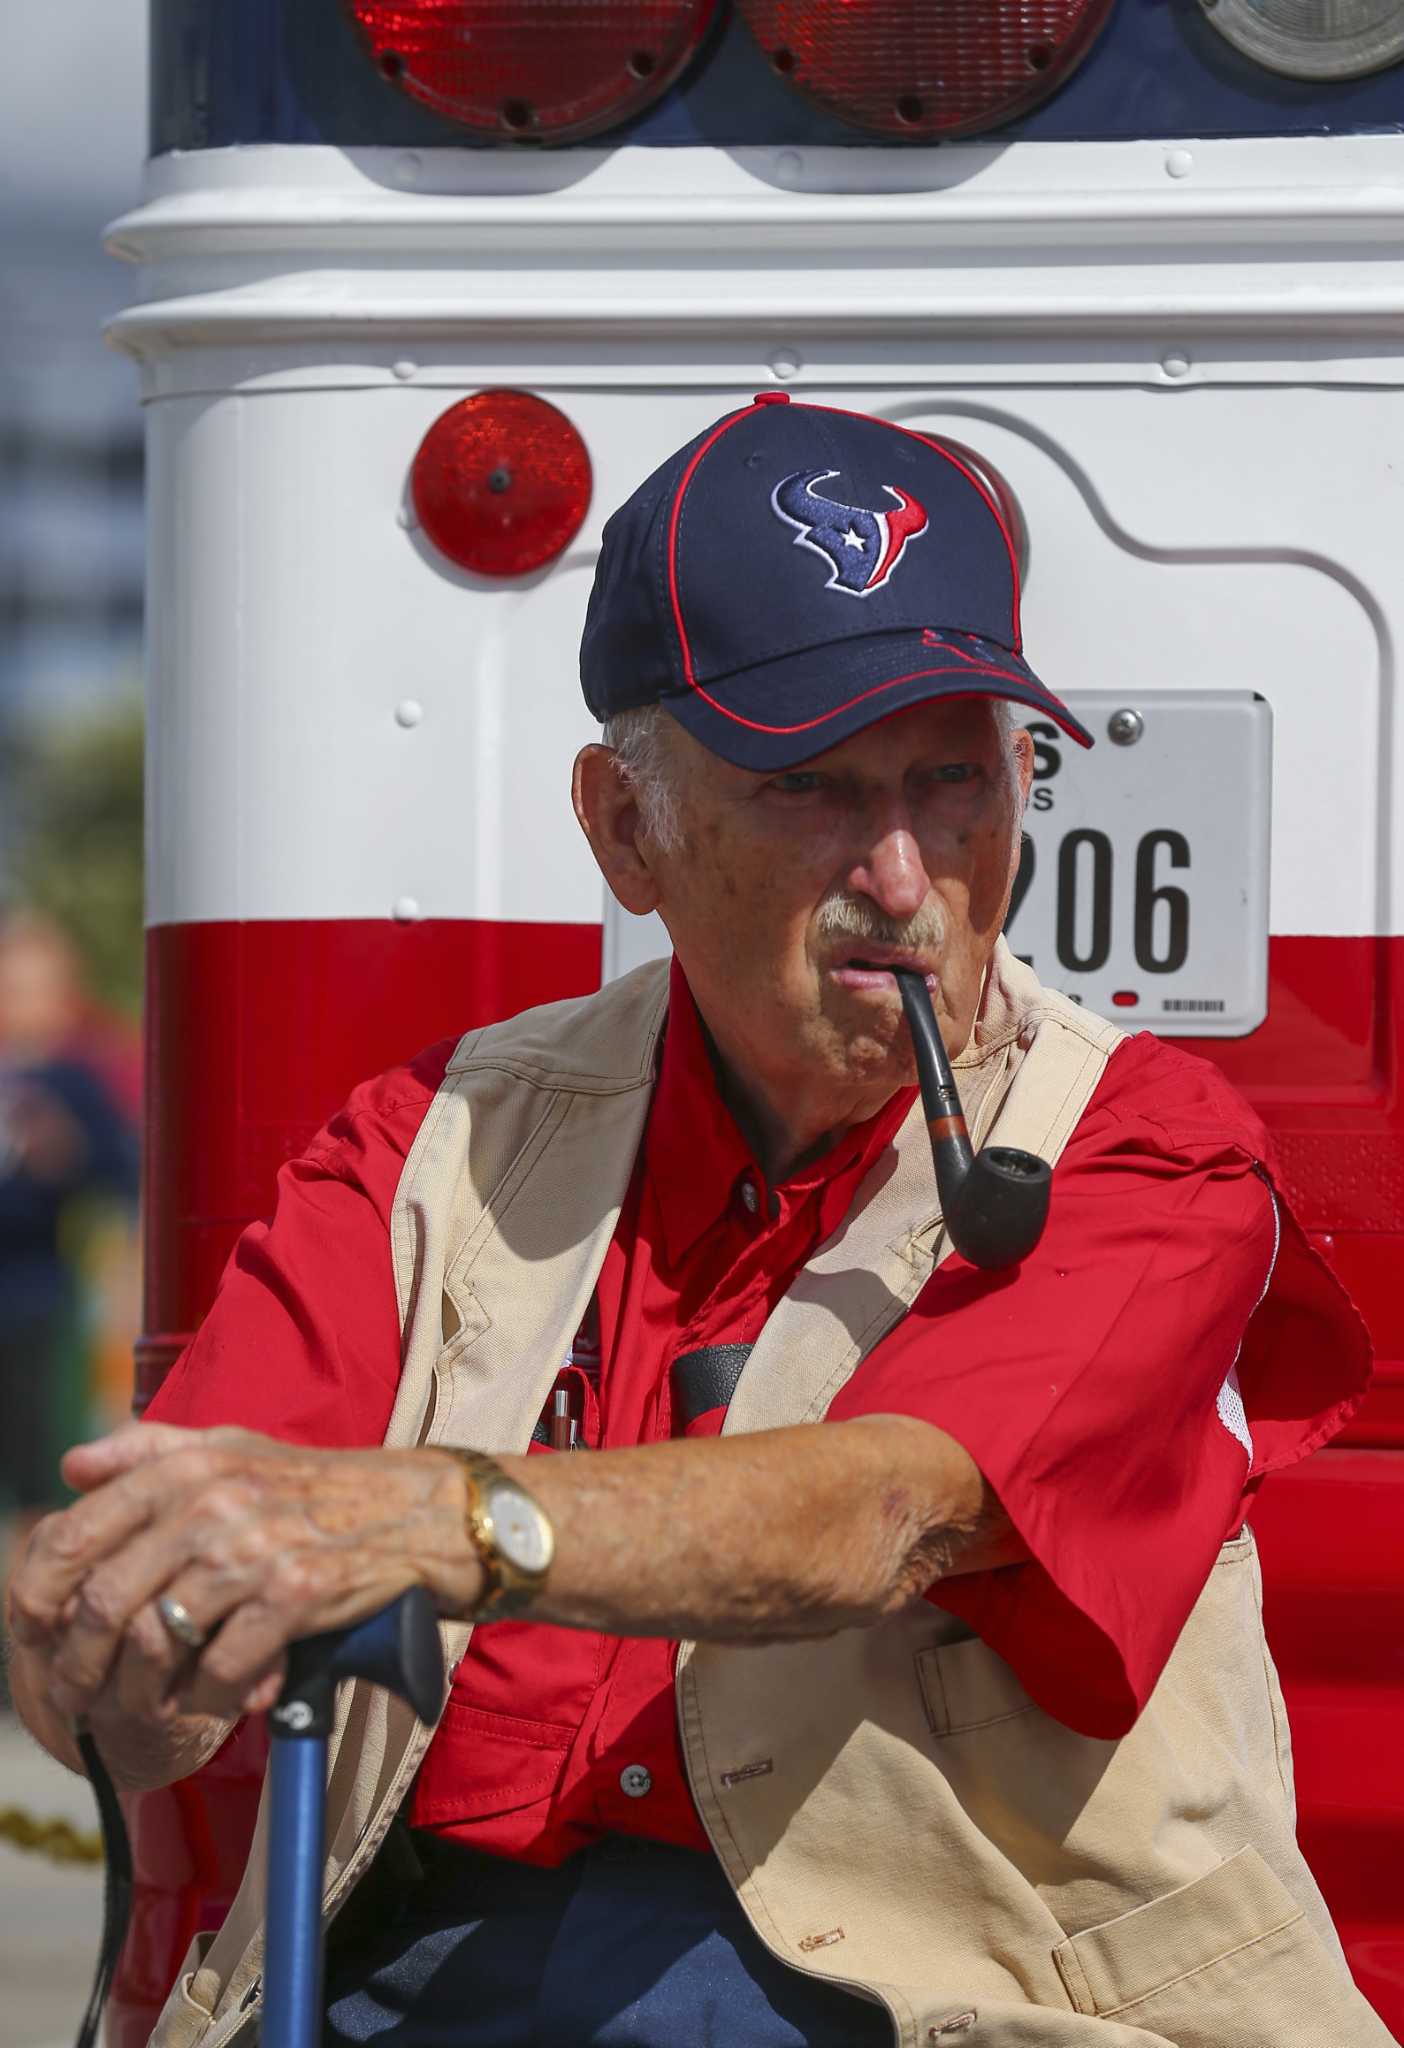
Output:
[263, 1731, 328, 2048]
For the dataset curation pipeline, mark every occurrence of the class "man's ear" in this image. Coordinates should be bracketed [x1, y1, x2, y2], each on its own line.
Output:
[1001, 726, 1036, 909]
[1011, 724, 1035, 809]
[572, 745, 663, 916]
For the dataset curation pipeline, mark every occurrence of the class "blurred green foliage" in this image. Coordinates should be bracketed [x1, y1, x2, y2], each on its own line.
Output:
[6, 698, 144, 1020]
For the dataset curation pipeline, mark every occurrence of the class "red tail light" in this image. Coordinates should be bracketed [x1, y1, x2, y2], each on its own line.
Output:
[411, 391, 592, 578]
[347, 0, 717, 144]
[736, 0, 1116, 141]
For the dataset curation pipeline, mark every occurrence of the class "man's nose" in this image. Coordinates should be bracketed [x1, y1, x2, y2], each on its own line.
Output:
[846, 824, 932, 923]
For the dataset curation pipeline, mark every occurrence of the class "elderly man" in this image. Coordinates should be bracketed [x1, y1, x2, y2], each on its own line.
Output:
[7, 399, 1391, 2048]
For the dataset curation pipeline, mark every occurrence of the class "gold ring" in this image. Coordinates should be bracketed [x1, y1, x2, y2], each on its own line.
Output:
[156, 1594, 207, 1651]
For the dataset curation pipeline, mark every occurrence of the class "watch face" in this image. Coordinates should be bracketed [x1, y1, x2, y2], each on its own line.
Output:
[488, 1483, 553, 1575]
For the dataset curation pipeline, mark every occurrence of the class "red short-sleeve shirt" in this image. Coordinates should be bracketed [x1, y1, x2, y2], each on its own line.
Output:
[148, 963, 1371, 1861]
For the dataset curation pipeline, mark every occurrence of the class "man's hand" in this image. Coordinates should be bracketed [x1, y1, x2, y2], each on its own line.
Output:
[6, 1424, 483, 1728]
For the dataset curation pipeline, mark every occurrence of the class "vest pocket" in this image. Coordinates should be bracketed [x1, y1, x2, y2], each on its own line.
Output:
[1052, 1845, 1372, 2044]
[917, 1633, 1036, 1736]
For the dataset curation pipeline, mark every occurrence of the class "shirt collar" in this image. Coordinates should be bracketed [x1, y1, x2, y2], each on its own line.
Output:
[646, 957, 917, 1268]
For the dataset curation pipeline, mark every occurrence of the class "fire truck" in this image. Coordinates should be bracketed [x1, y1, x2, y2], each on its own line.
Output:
[103, 2, 1404, 2038]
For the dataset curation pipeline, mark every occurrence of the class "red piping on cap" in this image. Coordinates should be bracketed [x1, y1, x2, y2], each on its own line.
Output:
[684, 664, 1087, 742]
[923, 635, 1010, 666]
[666, 405, 759, 690]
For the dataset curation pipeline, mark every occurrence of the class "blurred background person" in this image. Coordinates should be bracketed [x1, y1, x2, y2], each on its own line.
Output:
[0, 11, 172, 2047]
[0, 0, 146, 1549]
[0, 908, 138, 1522]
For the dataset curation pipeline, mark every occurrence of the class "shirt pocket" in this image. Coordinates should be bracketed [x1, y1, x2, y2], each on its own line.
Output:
[1052, 1845, 1385, 2047]
[410, 1697, 574, 1824]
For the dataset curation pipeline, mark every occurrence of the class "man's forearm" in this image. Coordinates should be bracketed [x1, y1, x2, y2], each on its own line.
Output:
[9, 1416, 1021, 1731]
[480, 1414, 1020, 1642]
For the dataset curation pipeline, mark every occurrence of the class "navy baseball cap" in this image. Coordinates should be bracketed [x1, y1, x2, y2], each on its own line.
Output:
[580, 394, 1093, 770]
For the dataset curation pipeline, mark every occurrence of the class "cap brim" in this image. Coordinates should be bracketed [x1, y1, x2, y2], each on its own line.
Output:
[662, 629, 1093, 771]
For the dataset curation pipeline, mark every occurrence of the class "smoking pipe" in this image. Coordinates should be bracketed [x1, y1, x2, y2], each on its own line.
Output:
[894, 969, 1051, 1270]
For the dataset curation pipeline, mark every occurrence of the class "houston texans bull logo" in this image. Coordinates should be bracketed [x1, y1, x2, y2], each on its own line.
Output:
[771, 469, 929, 598]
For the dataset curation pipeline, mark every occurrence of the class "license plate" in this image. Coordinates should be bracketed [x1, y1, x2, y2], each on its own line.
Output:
[1004, 692, 1271, 1038]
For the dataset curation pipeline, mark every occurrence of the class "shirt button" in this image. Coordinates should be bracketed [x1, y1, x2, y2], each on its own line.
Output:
[619, 1764, 653, 1799]
[739, 1178, 759, 1215]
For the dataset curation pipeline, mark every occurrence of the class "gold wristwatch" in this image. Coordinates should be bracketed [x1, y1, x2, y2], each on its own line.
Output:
[444, 1449, 555, 1621]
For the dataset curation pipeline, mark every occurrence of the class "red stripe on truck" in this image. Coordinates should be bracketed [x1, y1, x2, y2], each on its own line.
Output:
[140, 915, 602, 1408]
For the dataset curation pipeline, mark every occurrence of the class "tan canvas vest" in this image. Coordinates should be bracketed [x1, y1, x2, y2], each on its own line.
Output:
[153, 942, 1394, 2048]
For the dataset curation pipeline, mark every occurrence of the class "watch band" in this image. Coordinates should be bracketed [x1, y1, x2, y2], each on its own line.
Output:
[442, 1448, 553, 1622]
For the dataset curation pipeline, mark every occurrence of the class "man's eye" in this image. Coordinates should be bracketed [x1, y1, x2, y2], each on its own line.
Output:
[771, 772, 823, 795]
[931, 763, 978, 784]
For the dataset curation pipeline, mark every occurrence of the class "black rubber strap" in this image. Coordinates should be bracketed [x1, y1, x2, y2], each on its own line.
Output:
[671, 1345, 753, 1430]
[75, 1725, 133, 2048]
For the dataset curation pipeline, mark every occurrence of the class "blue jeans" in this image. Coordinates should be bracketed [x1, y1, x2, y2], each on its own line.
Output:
[323, 1834, 893, 2046]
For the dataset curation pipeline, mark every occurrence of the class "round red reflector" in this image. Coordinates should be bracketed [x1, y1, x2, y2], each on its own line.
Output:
[347, 0, 718, 144]
[736, 0, 1117, 141]
[410, 391, 592, 579]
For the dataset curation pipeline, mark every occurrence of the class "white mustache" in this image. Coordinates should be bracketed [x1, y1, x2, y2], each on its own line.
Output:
[814, 894, 946, 955]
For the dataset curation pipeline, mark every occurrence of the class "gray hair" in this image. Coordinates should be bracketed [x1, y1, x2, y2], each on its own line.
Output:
[601, 704, 685, 853]
[601, 695, 1026, 853]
